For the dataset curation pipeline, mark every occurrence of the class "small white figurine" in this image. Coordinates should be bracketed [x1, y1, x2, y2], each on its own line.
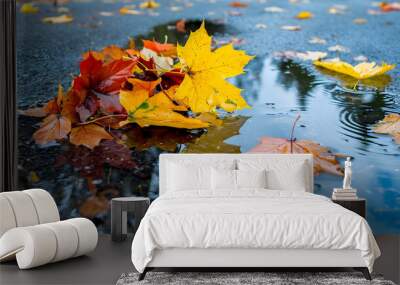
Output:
[343, 157, 352, 190]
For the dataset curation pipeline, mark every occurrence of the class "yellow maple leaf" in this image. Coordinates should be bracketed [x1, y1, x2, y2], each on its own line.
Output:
[373, 113, 400, 144]
[313, 60, 395, 80]
[296, 11, 313, 19]
[42, 14, 73, 24]
[174, 21, 254, 113]
[139, 0, 160, 9]
[20, 3, 39, 14]
[119, 79, 208, 129]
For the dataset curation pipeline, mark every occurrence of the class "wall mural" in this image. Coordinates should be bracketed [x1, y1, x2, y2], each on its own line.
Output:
[17, 1, 399, 234]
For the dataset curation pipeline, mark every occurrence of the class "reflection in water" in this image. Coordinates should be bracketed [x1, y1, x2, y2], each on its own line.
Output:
[230, 56, 400, 234]
[17, 50, 400, 234]
[329, 87, 398, 150]
[134, 19, 233, 47]
[274, 59, 317, 111]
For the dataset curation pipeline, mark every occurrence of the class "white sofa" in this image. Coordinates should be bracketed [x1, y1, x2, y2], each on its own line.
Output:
[0, 189, 98, 269]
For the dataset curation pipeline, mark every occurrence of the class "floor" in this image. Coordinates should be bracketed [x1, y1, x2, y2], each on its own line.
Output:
[1, 235, 399, 285]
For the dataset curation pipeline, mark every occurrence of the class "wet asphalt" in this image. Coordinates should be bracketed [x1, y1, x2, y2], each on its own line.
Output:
[17, 0, 399, 107]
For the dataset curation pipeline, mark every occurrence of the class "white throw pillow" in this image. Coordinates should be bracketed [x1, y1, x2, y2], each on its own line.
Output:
[167, 162, 211, 191]
[211, 168, 237, 190]
[236, 169, 267, 189]
[238, 159, 309, 191]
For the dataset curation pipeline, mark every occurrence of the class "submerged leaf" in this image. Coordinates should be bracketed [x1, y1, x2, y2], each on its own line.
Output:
[249, 136, 343, 175]
[373, 113, 400, 144]
[314, 60, 395, 80]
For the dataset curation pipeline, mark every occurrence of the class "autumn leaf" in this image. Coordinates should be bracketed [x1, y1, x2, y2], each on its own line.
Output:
[174, 22, 253, 113]
[281, 25, 301, 31]
[97, 93, 124, 113]
[33, 114, 71, 145]
[249, 136, 343, 175]
[119, 78, 208, 129]
[184, 116, 248, 153]
[229, 1, 248, 8]
[313, 60, 395, 80]
[380, 2, 400, 12]
[42, 15, 73, 24]
[139, 0, 159, 9]
[120, 6, 142, 15]
[74, 53, 136, 96]
[19, 107, 48, 118]
[142, 40, 177, 57]
[296, 11, 313, 19]
[315, 65, 392, 89]
[176, 19, 186, 33]
[373, 113, 400, 144]
[82, 45, 126, 63]
[20, 3, 39, 14]
[70, 124, 113, 149]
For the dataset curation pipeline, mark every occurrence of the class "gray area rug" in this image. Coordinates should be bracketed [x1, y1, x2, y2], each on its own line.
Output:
[116, 272, 396, 285]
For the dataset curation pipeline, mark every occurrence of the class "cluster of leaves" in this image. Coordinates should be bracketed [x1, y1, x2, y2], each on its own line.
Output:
[22, 22, 253, 150]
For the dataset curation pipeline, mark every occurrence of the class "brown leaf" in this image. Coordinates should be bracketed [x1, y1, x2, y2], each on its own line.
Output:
[33, 114, 71, 145]
[248, 136, 343, 175]
[229, 1, 248, 8]
[373, 113, 400, 144]
[70, 124, 113, 149]
[19, 107, 47, 117]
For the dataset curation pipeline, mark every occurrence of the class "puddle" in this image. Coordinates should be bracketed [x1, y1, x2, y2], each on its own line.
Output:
[17, 23, 400, 234]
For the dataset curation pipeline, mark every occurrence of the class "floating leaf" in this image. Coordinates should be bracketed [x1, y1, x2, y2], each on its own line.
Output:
[20, 3, 39, 14]
[255, 23, 268, 29]
[353, 18, 367, 24]
[314, 60, 395, 80]
[249, 136, 343, 175]
[33, 114, 71, 145]
[174, 21, 253, 113]
[139, 0, 159, 9]
[120, 6, 142, 15]
[275, 51, 327, 61]
[264, 6, 285, 13]
[328, 45, 349, 53]
[296, 11, 313, 19]
[308, 37, 326, 45]
[229, 1, 248, 8]
[281, 25, 301, 31]
[184, 116, 248, 153]
[373, 113, 400, 144]
[380, 2, 400, 12]
[42, 14, 73, 24]
[70, 124, 113, 149]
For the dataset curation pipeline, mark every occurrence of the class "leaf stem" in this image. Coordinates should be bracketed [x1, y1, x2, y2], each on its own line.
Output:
[76, 114, 127, 126]
[289, 114, 301, 153]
